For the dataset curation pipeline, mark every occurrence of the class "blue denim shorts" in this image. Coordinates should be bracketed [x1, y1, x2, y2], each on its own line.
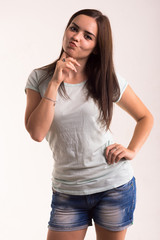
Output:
[48, 177, 136, 232]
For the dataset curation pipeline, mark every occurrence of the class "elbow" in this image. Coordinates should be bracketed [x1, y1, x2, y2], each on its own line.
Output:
[150, 112, 154, 129]
[141, 110, 154, 129]
[29, 129, 45, 142]
[30, 134, 44, 142]
[25, 124, 45, 142]
[147, 110, 154, 128]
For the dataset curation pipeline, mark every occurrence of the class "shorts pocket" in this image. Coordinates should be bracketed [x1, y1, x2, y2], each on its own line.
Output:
[114, 177, 135, 192]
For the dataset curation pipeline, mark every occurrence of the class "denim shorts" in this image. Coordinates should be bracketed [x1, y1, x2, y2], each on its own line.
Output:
[48, 177, 136, 232]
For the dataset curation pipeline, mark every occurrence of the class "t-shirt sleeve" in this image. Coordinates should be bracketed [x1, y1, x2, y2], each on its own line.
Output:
[115, 73, 128, 102]
[25, 69, 40, 93]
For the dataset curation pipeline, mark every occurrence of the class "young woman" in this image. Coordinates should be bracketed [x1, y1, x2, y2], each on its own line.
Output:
[25, 9, 153, 240]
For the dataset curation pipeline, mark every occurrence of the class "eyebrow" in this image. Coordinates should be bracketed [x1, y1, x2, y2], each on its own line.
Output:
[72, 22, 96, 38]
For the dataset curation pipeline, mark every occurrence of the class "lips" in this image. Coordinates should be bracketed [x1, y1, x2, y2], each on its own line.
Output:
[69, 41, 77, 47]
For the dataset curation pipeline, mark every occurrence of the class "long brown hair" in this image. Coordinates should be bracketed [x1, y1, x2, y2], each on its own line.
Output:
[36, 9, 120, 130]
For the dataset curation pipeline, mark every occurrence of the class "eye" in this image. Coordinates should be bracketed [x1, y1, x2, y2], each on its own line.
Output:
[69, 26, 78, 32]
[84, 34, 92, 40]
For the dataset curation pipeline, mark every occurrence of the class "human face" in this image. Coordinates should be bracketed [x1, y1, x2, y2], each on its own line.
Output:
[62, 14, 98, 61]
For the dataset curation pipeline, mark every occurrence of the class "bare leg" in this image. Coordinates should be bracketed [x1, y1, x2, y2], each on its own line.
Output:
[46, 228, 87, 240]
[95, 224, 127, 240]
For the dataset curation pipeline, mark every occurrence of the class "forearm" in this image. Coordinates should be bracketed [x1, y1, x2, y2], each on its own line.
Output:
[106, 111, 153, 164]
[26, 81, 59, 141]
[127, 113, 154, 154]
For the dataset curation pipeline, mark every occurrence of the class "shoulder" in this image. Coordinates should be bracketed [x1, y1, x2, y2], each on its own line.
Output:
[25, 68, 49, 93]
[29, 68, 47, 82]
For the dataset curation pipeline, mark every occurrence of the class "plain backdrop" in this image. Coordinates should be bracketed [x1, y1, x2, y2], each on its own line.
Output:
[1, 0, 160, 239]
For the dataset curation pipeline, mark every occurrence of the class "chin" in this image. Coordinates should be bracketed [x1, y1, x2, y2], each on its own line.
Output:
[64, 48, 76, 57]
[63, 46, 77, 57]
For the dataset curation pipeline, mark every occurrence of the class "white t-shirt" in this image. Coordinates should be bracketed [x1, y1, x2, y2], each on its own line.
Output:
[25, 69, 134, 195]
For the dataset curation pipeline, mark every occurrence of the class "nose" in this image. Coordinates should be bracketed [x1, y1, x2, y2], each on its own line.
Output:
[72, 31, 82, 41]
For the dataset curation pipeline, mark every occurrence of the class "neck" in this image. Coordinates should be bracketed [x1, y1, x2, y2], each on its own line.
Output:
[65, 51, 88, 74]
[64, 61, 87, 84]
[64, 70, 87, 84]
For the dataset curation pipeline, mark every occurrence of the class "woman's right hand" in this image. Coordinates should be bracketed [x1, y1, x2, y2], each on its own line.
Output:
[51, 51, 80, 86]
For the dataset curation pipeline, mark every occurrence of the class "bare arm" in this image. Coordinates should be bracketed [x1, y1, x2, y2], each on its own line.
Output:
[25, 82, 59, 142]
[106, 85, 154, 164]
[25, 52, 80, 142]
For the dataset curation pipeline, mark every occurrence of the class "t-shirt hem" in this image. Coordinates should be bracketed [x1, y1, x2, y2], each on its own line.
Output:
[115, 82, 128, 102]
[52, 175, 134, 196]
[25, 86, 40, 94]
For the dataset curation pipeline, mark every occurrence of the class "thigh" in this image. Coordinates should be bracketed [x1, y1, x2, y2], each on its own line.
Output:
[93, 177, 136, 232]
[48, 190, 92, 232]
[47, 228, 87, 240]
[95, 224, 127, 240]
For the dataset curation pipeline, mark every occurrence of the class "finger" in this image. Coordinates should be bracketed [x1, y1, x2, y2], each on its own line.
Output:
[107, 145, 121, 164]
[61, 51, 80, 67]
[61, 51, 68, 59]
[67, 57, 81, 66]
[67, 61, 77, 72]
[105, 143, 117, 157]
[113, 149, 124, 163]
[61, 56, 80, 67]
[107, 147, 117, 165]
[110, 148, 119, 164]
[115, 151, 126, 163]
[63, 57, 80, 67]
[60, 51, 69, 64]
[111, 146, 127, 164]
[65, 62, 77, 72]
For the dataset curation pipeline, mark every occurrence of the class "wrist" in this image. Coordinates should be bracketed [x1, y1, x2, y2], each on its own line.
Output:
[48, 80, 60, 90]
[127, 146, 138, 156]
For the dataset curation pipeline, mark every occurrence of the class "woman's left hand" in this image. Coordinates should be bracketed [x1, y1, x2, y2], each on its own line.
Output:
[105, 143, 136, 165]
